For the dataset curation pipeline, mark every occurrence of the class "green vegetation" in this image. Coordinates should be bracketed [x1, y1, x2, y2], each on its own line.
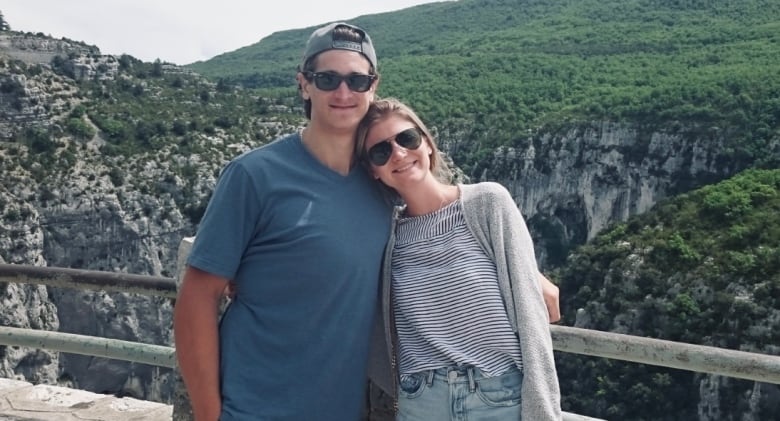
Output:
[556, 168, 780, 420]
[2, 1, 778, 416]
[189, 0, 780, 176]
[0, 10, 10, 32]
[62, 60, 299, 158]
[188, 2, 780, 414]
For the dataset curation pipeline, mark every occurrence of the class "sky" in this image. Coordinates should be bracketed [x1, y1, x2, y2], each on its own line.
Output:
[3, 0, 445, 65]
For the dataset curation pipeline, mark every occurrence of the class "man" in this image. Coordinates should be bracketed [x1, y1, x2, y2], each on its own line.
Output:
[174, 22, 391, 420]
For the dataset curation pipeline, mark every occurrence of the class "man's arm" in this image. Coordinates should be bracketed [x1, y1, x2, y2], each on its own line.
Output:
[173, 266, 229, 421]
[538, 272, 561, 323]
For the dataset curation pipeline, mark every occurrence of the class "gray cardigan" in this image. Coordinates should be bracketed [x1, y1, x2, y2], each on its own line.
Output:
[367, 181, 562, 420]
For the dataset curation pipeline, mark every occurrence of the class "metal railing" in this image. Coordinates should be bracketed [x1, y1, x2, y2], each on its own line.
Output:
[3, 261, 779, 385]
[0, 263, 177, 298]
[0, 325, 176, 368]
[2, 245, 780, 420]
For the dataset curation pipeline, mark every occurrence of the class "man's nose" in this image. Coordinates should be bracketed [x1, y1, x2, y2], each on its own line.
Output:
[333, 79, 352, 95]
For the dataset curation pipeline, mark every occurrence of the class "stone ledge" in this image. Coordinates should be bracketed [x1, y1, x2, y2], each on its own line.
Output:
[0, 378, 171, 421]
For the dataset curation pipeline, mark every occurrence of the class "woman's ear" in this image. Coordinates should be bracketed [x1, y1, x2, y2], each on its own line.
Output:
[424, 139, 435, 156]
[370, 165, 383, 180]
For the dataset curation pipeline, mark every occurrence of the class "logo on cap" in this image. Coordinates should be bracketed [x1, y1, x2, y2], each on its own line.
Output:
[332, 40, 363, 53]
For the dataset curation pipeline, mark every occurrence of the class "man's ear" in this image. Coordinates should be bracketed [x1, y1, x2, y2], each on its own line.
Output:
[297, 73, 311, 100]
[370, 75, 380, 98]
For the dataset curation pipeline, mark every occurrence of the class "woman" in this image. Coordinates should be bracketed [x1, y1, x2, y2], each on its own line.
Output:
[359, 98, 562, 420]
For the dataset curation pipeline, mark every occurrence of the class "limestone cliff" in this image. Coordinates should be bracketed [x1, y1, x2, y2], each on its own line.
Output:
[1, 39, 301, 402]
[1, 32, 777, 420]
[479, 122, 778, 268]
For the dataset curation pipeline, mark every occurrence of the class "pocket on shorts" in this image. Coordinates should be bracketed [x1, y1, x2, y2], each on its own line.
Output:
[475, 370, 522, 407]
[398, 372, 427, 399]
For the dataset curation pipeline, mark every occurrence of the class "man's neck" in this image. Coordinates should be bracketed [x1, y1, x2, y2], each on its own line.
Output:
[300, 126, 355, 176]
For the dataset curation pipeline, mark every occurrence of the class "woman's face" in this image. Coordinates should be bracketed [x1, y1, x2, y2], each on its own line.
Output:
[363, 115, 433, 192]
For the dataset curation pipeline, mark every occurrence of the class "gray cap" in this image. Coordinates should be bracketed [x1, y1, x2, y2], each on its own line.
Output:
[301, 22, 377, 70]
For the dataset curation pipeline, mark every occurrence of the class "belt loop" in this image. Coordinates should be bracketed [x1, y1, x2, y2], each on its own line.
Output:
[467, 367, 476, 392]
[426, 370, 434, 386]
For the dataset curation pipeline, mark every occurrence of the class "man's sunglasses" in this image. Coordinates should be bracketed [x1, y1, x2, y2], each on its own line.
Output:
[303, 71, 376, 92]
[366, 128, 423, 166]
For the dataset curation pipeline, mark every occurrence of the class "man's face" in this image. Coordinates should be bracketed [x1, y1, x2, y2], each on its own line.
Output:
[298, 50, 377, 133]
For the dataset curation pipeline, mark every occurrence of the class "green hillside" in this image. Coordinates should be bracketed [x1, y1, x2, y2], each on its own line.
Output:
[556, 168, 780, 419]
[189, 0, 780, 175]
[2, 2, 779, 418]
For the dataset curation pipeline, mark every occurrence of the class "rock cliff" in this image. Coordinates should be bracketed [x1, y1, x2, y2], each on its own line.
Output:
[481, 122, 778, 267]
[1, 33, 777, 420]
[1, 39, 300, 401]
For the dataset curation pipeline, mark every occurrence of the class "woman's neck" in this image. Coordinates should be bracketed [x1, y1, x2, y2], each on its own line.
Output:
[401, 182, 459, 217]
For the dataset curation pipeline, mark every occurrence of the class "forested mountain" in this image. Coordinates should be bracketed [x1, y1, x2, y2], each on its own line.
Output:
[190, 0, 780, 176]
[1, 1, 778, 420]
[557, 168, 780, 420]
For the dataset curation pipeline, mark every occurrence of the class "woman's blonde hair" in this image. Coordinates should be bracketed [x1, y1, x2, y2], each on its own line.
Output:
[355, 98, 453, 202]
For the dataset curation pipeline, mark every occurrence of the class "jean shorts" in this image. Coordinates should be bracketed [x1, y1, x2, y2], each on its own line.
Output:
[397, 365, 523, 421]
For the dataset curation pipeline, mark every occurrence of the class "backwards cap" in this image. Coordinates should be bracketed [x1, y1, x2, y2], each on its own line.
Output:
[301, 22, 377, 69]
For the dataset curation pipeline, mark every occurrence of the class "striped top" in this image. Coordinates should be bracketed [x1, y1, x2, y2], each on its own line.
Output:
[392, 199, 523, 377]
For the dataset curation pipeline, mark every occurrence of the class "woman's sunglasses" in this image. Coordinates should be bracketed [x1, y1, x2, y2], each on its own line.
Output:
[366, 128, 423, 166]
[304, 71, 376, 92]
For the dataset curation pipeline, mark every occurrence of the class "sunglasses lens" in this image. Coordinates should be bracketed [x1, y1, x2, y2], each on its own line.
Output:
[346, 75, 374, 92]
[368, 142, 392, 166]
[366, 129, 422, 166]
[314, 73, 340, 91]
[395, 129, 422, 149]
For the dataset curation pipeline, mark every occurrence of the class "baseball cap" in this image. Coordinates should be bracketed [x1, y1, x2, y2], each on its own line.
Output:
[300, 22, 377, 70]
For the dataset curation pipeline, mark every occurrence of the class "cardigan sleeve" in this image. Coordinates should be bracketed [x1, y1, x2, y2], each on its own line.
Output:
[461, 182, 562, 420]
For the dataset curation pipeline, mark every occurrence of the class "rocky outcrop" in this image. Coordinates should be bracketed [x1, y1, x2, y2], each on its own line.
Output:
[0, 43, 301, 403]
[0, 34, 116, 139]
[6, 116, 763, 403]
[0, 33, 97, 65]
[0, 113, 241, 400]
[478, 122, 778, 267]
[0, 62, 77, 139]
[0, 198, 60, 386]
[39, 192, 187, 401]
[0, 73, 52, 138]
[64, 54, 119, 81]
[0, 165, 191, 401]
[1, 32, 777, 420]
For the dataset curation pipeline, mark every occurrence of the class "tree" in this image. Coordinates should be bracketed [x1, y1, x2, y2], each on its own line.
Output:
[151, 59, 163, 77]
[0, 11, 10, 31]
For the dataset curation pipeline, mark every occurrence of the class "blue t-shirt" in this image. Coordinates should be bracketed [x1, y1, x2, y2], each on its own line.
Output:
[187, 133, 392, 420]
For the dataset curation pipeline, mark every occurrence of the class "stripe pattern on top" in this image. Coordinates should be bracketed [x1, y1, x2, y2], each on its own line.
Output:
[392, 199, 523, 377]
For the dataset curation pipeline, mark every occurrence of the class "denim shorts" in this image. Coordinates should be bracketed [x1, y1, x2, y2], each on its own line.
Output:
[397, 365, 523, 421]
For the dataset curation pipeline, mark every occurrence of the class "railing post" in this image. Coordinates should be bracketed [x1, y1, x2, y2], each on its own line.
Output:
[172, 236, 194, 421]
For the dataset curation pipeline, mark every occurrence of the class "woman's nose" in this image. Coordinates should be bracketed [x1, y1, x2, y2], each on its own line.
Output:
[389, 141, 408, 160]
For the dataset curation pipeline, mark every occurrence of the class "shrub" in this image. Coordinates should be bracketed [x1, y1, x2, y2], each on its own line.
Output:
[66, 117, 96, 139]
[108, 167, 125, 186]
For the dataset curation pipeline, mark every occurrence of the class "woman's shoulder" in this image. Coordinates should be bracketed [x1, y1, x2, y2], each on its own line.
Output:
[460, 181, 513, 203]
